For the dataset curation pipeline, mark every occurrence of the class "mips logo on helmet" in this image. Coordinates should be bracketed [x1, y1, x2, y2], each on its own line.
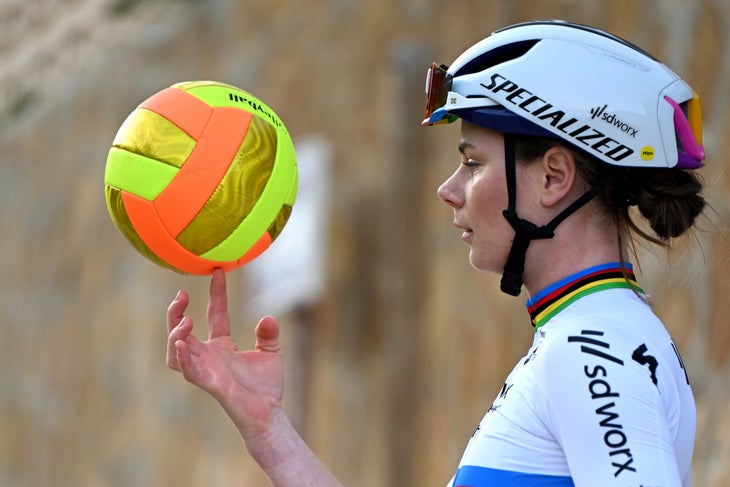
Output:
[480, 73, 635, 162]
[590, 104, 639, 138]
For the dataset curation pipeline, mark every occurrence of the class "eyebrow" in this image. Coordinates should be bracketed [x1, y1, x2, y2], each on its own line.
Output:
[458, 140, 475, 154]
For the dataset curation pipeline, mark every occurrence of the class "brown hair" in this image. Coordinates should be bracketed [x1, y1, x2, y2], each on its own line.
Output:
[513, 136, 706, 256]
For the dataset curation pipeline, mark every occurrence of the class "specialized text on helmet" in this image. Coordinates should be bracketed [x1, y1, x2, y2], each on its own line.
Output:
[481, 74, 635, 162]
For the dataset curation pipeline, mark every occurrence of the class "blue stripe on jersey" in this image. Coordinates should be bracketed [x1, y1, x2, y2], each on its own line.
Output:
[453, 465, 575, 486]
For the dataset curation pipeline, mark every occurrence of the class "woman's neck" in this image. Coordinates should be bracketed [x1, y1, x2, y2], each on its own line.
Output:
[520, 210, 622, 297]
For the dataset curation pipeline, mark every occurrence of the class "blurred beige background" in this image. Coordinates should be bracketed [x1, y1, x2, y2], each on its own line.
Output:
[1, 0, 729, 486]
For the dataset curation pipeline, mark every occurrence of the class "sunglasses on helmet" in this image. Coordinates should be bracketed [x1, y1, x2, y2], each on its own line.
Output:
[423, 63, 455, 125]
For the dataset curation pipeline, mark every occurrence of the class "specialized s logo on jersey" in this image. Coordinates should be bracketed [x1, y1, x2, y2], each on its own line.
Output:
[632, 343, 658, 385]
[568, 330, 637, 478]
[485, 346, 539, 417]
[487, 382, 514, 415]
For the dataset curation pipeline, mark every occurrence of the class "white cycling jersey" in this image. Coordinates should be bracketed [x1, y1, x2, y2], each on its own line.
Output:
[448, 262, 695, 487]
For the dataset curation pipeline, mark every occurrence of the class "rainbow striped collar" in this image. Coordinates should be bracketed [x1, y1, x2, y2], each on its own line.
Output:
[526, 263, 643, 330]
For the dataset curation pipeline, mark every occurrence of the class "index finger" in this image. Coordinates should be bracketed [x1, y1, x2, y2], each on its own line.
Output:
[206, 267, 231, 339]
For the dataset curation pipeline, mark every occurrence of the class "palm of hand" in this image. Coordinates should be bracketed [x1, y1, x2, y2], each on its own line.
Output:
[167, 269, 285, 440]
[202, 334, 284, 438]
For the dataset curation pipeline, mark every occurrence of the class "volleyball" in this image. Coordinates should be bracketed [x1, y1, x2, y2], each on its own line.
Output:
[104, 81, 298, 274]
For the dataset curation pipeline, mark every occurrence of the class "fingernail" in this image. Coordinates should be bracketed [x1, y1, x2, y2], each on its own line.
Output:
[174, 290, 181, 301]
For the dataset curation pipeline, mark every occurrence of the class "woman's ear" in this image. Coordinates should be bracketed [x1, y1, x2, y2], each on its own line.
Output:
[540, 146, 578, 207]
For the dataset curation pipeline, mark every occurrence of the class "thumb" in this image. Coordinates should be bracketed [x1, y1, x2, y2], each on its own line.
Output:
[255, 316, 281, 353]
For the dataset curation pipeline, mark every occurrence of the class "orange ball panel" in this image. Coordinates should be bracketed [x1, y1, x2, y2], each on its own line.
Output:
[122, 191, 237, 274]
[140, 87, 212, 140]
[154, 107, 253, 238]
[235, 231, 273, 267]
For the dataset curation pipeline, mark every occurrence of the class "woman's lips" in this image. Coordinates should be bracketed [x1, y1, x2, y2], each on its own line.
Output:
[454, 222, 473, 242]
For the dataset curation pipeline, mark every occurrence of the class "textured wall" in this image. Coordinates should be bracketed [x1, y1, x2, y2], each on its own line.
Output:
[1, 0, 729, 486]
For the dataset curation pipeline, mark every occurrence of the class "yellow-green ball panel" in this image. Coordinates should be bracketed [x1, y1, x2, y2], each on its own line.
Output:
[105, 147, 179, 201]
[178, 82, 287, 133]
[279, 135, 298, 206]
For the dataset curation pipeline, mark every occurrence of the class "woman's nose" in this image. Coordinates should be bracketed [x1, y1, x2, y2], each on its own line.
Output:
[437, 173, 463, 208]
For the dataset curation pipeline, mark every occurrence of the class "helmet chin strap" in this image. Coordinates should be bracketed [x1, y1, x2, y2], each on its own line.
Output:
[499, 134, 609, 296]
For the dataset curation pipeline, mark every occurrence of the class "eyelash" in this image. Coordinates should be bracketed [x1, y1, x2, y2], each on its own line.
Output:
[462, 159, 480, 168]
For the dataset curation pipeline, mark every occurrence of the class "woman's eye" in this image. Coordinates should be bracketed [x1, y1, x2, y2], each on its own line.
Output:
[462, 159, 480, 168]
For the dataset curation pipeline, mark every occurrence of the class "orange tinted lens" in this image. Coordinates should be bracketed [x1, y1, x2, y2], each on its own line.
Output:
[424, 63, 450, 120]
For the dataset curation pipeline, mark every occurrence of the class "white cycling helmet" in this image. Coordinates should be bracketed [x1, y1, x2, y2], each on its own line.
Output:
[424, 21, 705, 296]
[424, 20, 704, 170]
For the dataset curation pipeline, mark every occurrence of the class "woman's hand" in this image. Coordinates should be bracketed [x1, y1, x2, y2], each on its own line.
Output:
[165, 269, 342, 486]
[166, 268, 285, 440]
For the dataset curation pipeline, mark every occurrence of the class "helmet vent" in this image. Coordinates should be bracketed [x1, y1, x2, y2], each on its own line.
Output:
[495, 20, 658, 61]
[458, 40, 539, 77]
